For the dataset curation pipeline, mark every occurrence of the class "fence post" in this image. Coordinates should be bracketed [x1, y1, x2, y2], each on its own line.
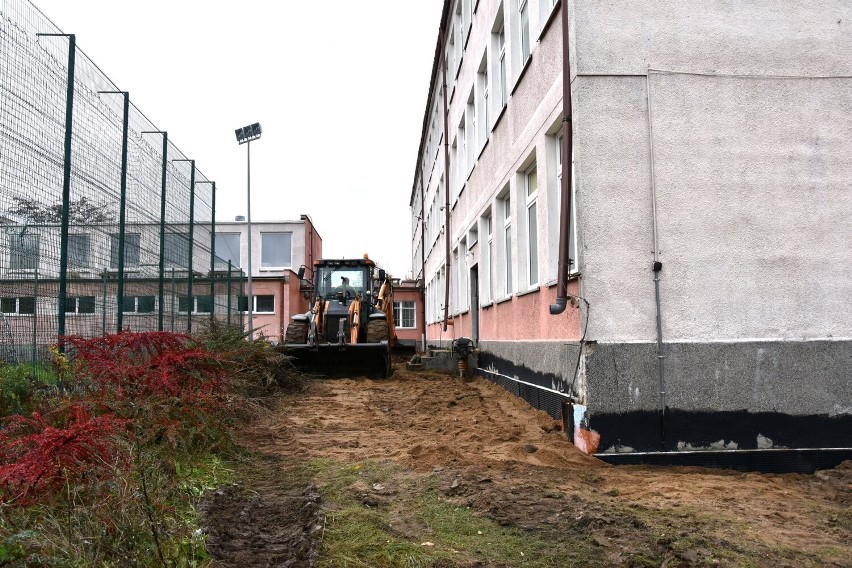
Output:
[170, 267, 176, 332]
[187, 164, 195, 333]
[32, 265, 38, 375]
[227, 260, 232, 327]
[210, 181, 216, 323]
[173, 160, 195, 333]
[142, 131, 168, 332]
[98, 91, 130, 333]
[101, 271, 107, 335]
[36, 33, 76, 347]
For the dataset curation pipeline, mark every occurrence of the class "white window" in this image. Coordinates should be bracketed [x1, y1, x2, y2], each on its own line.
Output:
[459, 237, 468, 311]
[453, 247, 460, 313]
[179, 295, 213, 314]
[476, 55, 489, 148]
[518, 0, 531, 63]
[501, 193, 513, 297]
[68, 234, 90, 268]
[164, 232, 190, 267]
[524, 164, 539, 287]
[393, 300, 416, 329]
[482, 212, 493, 304]
[110, 233, 140, 268]
[261, 232, 292, 268]
[123, 295, 156, 314]
[466, 92, 475, 174]
[67, 296, 96, 315]
[10, 234, 38, 270]
[497, 22, 507, 108]
[548, 131, 578, 280]
[255, 295, 275, 314]
[1, 297, 34, 315]
[214, 233, 241, 268]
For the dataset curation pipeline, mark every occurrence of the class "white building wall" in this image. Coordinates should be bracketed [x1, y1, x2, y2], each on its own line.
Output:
[572, 0, 852, 343]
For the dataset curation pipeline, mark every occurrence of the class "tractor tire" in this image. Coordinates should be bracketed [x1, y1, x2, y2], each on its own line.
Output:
[366, 319, 389, 343]
[284, 321, 308, 344]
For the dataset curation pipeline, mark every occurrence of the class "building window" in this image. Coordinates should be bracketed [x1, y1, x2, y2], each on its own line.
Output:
[164, 233, 190, 267]
[1, 297, 35, 315]
[68, 234, 90, 268]
[482, 211, 492, 304]
[500, 193, 513, 297]
[496, 21, 507, 109]
[110, 233, 141, 268]
[10, 234, 38, 270]
[214, 233, 241, 269]
[466, 91, 476, 174]
[518, 0, 531, 63]
[123, 296, 155, 314]
[67, 296, 96, 314]
[239, 295, 275, 314]
[393, 300, 416, 329]
[179, 295, 212, 314]
[459, 237, 468, 311]
[525, 163, 539, 287]
[260, 232, 292, 268]
[548, 131, 578, 280]
[477, 54, 489, 146]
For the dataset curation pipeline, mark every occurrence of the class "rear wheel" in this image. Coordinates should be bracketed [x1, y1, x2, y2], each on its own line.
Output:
[366, 319, 389, 343]
[284, 321, 308, 344]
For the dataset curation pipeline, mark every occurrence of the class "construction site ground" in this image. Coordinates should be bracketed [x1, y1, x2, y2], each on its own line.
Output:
[201, 359, 852, 567]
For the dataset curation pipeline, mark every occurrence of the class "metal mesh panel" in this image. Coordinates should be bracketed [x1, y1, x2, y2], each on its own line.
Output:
[478, 368, 569, 421]
[0, 0, 243, 368]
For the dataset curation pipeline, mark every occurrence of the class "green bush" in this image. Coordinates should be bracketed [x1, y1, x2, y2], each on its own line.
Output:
[0, 364, 35, 417]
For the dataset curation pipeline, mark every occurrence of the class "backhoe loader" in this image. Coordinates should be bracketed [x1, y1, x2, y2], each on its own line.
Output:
[282, 255, 396, 378]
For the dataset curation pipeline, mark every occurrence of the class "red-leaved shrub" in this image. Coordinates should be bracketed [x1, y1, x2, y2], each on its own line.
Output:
[0, 403, 127, 505]
[61, 332, 231, 449]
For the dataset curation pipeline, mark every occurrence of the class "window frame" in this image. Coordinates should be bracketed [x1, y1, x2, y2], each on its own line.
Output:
[1, 297, 35, 315]
[10, 234, 39, 271]
[524, 163, 539, 288]
[260, 232, 292, 269]
[393, 300, 417, 329]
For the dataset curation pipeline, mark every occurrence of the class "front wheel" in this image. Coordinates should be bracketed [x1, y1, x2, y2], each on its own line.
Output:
[366, 319, 388, 343]
[284, 321, 308, 344]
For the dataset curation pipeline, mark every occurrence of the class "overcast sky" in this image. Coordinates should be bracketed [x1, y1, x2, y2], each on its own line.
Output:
[32, 0, 444, 278]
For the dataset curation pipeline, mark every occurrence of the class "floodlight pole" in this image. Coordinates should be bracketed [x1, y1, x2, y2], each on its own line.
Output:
[235, 123, 262, 337]
[246, 140, 254, 335]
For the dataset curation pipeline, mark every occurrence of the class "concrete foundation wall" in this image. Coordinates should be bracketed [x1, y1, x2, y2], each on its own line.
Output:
[585, 340, 852, 417]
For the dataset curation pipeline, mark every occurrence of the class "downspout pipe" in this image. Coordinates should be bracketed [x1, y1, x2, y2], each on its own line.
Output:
[418, 164, 427, 353]
[440, 26, 451, 332]
[646, 70, 668, 448]
[550, 0, 575, 315]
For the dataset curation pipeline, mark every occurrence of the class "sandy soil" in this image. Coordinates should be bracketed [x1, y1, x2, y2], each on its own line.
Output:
[202, 362, 851, 567]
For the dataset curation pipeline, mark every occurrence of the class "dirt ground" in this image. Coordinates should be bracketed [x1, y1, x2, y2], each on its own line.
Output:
[201, 361, 851, 567]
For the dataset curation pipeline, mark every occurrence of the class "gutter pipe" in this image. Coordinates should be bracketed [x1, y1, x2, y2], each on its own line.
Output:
[550, 0, 575, 315]
[646, 70, 667, 447]
[418, 163, 428, 353]
[440, 26, 451, 332]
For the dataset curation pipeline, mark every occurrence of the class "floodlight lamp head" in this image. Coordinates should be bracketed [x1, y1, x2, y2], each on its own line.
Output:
[235, 122, 262, 145]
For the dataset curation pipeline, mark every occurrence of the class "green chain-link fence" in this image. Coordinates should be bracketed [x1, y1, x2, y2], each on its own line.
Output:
[1, 0, 245, 368]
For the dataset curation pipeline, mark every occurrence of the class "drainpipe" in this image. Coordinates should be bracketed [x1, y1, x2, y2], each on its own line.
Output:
[418, 163, 427, 353]
[646, 70, 667, 448]
[440, 26, 452, 333]
[550, 0, 575, 316]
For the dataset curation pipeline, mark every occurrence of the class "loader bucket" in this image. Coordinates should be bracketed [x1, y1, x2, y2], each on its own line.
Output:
[281, 341, 392, 379]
